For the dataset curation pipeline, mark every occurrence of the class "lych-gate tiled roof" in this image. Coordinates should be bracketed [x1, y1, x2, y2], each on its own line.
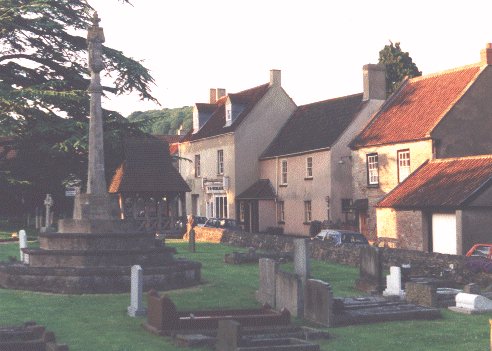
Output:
[377, 155, 492, 209]
[261, 93, 366, 159]
[190, 84, 270, 141]
[236, 179, 276, 200]
[109, 137, 190, 193]
[351, 65, 482, 149]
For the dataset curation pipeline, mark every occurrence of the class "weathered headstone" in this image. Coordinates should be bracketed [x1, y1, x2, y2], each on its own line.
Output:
[383, 266, 405, 298]
[304, 279, 334, 327]
[255, 258, 277, 307]
[356, 246, 383, 293]
[294, 238, 310, 283]
[127, 265, 146, 317]
[464, 283, 481, 295]
[405, 282, 437, 307]
[216, 319, 241, 351]
[276, 270, 303, 317]
[18, 230, 28, 264]
[448, 293, 492, 314]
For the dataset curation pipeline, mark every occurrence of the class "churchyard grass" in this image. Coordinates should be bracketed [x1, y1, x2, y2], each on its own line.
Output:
[0, 240, 489, 350]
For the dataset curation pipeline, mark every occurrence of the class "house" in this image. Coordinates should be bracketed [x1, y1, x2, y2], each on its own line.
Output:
[109, 137, 190, 232]
[242, 64, 386, 235]
[350, 43, 492, 242]
[178, 70, 297, 220]
[376, 156, 492, 254]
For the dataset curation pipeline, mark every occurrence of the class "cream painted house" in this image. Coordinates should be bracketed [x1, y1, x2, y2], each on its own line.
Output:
[350, 44, 492, 247]
[239, 64, 386, 236]
[178, 70, 297, 221]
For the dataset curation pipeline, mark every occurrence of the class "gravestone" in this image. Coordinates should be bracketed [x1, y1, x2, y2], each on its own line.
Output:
[356, 246, 383, 293]
[383, 266, 405, 298]
[405, 282, 436, 307]
[19, 230, 27, 263]
[304, 279, 334, 327]
[216, 319, 241, 351]
[128, 265, 146, 317]
[276, 270, 303, 317]
[294, 239, 310, 283]
[464, 283, 481, 295]
[40, 194, 54, 233]
[256, 258, 278, 307]
[449, 293, 492, 314]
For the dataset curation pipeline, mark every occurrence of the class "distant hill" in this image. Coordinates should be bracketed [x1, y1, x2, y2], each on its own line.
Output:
[127, 106, 193, 135]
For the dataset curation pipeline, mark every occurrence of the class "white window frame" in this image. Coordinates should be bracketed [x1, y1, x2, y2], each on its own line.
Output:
[397, 149, 410, 183]
[194, 154, 201, 177]
[226, 108, 232, 124]
[281, 159, 288, 185]
[215, 195, 228, 218]
[306, 157, 313, 178]
[277, 201, 285, 223]
[217, 149, 224, 175]
[304, 201, 312, 223]
[367, 153, 379, 186]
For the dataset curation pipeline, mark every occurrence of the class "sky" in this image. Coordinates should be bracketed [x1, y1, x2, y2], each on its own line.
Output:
[93, 0, 492, 117]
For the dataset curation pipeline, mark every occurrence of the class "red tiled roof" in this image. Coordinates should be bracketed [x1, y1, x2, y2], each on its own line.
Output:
[154, 134, 184, 144]
[351, 65, 482, 149]
[261, 94, 365, 158]
[109, 137, 190, 193]
[377, 155, 492, 209]
[190, 84, 270, 141]
[236, 179, 276, 200]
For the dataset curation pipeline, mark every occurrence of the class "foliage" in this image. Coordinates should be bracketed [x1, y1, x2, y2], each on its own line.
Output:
[127, 106, 193, 135]
[0, 0, 156, 215]
[378, 41, 422, 95]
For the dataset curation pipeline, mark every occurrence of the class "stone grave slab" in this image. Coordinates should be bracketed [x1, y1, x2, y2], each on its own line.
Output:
[355, 246, 383, 293]
[449, 293, 492, 314]
[128, 265, 146, 317]
[275, 270, 303, 317]
[256, 258, 278, 307]
[304, 279, 334, 327]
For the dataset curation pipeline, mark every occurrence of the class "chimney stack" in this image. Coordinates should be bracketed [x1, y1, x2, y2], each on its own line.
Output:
[270, 69, 281, 86]
[209, 88, 226, 103]
[480, 43, 492, 65]
[363, 64, 386, 101]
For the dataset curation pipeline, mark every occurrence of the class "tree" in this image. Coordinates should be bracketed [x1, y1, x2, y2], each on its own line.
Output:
[378, 41, 422, 95]
[0, 0, 157, 216]
[127, 107, 193, 135]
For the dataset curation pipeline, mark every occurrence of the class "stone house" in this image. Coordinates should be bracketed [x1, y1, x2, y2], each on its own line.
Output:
[178, 70, 297, 220]
[377, 156, 492, 254]
[350, 44, 492, 243]
[240, 64, 386, 236]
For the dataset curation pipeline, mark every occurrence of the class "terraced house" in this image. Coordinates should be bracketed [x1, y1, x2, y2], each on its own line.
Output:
[350, 44, 492, 250]
[178, 70, 296, 220]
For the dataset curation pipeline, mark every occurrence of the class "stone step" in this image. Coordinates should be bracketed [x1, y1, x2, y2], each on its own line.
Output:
[23, 247, 176, 268]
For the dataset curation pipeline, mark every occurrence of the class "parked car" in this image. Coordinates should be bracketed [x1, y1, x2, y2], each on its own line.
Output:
[203, 218, 242, 231]
[312, 229, 369, 246]
[194, 216, 208, 227]
[465, 244, 492, 259]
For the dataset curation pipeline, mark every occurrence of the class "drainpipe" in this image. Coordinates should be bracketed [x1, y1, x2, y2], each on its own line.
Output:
[275, 156, 279, 224]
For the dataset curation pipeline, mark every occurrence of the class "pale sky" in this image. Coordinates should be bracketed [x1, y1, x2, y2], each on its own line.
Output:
[93, 0, 492, 116]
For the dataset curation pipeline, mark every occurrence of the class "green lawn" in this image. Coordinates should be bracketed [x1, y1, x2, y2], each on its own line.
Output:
[0, 240, 489, 350]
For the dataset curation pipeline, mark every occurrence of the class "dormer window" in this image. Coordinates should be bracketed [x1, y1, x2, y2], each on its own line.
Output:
[226, 107, 232, 126]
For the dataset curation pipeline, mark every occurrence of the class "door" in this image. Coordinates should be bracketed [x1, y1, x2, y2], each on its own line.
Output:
[358, 210, 368, 237]
[431, 213, 457, 254]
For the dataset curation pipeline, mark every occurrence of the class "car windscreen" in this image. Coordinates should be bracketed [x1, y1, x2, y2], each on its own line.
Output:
[341, 233, 368, 244]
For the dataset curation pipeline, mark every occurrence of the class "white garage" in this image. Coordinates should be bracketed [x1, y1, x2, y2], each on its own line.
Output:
[431, 213, 457, 255]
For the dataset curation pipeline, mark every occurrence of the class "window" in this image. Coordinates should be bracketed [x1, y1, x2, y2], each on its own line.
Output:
[341, 199, 353, 213]
[306, 157, 313, 178]
[277, 201, 285, 223]
[194, 154, 201, 177]
[217, 149, 224, 175]
[367, 153, 379, 186]
[215, 196, 228, 218]
[397, 149, 410, 183]
[304, 201, 312, 223]
[281, 159, 288, 185]
[239, 202, 245, 222]
[226, 108, 232, 123]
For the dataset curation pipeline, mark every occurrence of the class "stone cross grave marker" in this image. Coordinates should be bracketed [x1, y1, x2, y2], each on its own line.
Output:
[44, 194, 53, 227]
[128, 265, 146, 317]
[383, 266, 405, 298]
[294, 238, 310, 283]
[19, 230, 27, 264]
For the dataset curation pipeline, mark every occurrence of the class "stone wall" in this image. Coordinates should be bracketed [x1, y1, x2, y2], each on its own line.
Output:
[220, 231, 492, 286]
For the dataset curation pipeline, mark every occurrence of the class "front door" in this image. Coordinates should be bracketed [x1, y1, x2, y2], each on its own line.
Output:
[358, 210, 368, 237]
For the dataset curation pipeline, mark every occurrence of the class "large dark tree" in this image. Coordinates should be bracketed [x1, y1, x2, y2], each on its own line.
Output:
[378, 41, 422, 95]
[0, 0, 157, 216]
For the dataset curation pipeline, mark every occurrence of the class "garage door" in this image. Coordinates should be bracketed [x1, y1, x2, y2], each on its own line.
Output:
[432, 213, 457, 254]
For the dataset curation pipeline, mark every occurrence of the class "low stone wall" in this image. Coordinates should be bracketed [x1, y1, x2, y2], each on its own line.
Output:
[184, 227, 227, 243]
[220, 231, 492, 287]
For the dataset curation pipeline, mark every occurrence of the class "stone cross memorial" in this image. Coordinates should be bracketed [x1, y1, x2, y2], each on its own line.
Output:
[128, 265, 146, 317]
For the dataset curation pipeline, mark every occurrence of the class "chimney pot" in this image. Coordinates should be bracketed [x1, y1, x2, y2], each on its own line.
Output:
[480, 43, 492, 65]
[363, 64, 386, 101]
[270, 69, 281, 86]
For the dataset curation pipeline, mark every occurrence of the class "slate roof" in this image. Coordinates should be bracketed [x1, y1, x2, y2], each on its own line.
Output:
[351, 65, 483, 149]
[109, 137, 190, 193]
[377, 155, 492, 209]
[236, 179, 276, 200]
[190, 84, 270, 141]
[261, 93, 366, 159]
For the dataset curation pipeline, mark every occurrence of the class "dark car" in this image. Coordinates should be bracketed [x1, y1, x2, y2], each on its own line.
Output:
[203, 218, 242, 231]
[194, 216, 208, 227]
[313, 229, 369, 246]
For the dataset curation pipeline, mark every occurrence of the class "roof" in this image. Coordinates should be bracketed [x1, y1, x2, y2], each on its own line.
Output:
[351, 64, 483, 149]
[261, 94, 365, 159]
[377, 155, 492, 209]
[190, 84, 270, 141]
[236, 179, 276, 200]
[153, 134, 183, 155]
[109, 137, 190, 193]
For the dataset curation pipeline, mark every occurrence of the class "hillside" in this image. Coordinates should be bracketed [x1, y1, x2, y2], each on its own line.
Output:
[127, 106, 193, 135]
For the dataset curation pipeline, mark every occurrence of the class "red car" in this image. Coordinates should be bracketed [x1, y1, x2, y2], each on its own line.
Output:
[465, 244, 492, 259]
